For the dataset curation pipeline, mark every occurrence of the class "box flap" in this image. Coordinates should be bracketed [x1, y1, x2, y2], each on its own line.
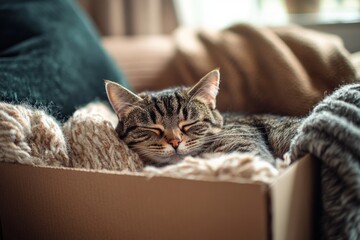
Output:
[0, 163, 269, 240]
[271, 155, 318, 240]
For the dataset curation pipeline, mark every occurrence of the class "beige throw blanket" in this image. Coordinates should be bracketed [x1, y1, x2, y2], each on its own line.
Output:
[106, 24, 359, 114]
[0, 102, 280, 183]
[0, 102, 143, 171]
[158, 24, 359, 115]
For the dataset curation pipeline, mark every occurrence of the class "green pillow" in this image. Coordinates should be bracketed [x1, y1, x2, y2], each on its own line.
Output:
[0, 0, 129, 120]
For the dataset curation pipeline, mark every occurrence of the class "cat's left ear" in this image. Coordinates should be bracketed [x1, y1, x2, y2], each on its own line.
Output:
[105, 80, 143, 118]
[188, 69, 220, 109]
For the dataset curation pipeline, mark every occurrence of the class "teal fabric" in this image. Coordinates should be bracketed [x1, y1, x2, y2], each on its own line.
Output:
[0, 0, 128, 120]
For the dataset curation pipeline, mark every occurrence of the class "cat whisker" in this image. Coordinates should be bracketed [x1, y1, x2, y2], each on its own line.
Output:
[139, 152, 162, 161]
[200, 133, 259, 140]
[185, 141, 207, 149]
[129, 146, 156, 155]
[223, 125, 267, 129]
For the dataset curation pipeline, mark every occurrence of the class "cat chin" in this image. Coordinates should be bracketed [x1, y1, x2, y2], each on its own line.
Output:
[167, 155, 185, 164]
[145, 149, 201, 166]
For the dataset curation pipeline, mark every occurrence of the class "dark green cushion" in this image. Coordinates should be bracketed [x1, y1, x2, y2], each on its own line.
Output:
[0, 0, 129, 120]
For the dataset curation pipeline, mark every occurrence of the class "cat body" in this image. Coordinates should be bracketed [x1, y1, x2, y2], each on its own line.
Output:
[207, 113, 301, 165]
[106, 70, 301, 166]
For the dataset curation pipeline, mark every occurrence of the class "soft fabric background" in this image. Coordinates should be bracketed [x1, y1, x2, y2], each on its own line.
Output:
[103, 24, 360, 116]
[0, 0, 128, 120]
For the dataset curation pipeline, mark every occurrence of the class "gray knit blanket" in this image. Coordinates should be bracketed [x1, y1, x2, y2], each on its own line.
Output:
[288, 84, 360, 240]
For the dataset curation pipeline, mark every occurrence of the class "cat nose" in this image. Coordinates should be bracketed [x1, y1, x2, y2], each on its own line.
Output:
[168, 137, 181, 149]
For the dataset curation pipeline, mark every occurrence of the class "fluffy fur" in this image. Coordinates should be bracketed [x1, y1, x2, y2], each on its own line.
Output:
[106, 70, 301, 166]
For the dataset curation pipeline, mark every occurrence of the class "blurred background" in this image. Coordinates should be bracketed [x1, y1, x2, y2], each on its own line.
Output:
[78, 0, 359, 51]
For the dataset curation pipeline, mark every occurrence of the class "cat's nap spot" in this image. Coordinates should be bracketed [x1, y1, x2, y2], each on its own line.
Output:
[106, 70, 300, 166]
[144, 152, 281, 183]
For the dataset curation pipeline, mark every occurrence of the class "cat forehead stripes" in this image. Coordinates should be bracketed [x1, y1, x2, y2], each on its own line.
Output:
[104, 69, 300, 167]
[105, 69, 224, 165]
[105, 69, 220, 119]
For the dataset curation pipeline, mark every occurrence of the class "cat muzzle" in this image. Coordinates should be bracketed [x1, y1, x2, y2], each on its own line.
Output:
[168, 137, 182, 149]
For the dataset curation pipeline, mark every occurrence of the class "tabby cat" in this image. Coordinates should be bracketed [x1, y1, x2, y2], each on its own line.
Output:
[105, 70, 301, 166]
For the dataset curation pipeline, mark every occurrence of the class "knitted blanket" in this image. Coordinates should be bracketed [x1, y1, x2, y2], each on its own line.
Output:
[0, 101, 279, 182]
[287, 84, 360, 240]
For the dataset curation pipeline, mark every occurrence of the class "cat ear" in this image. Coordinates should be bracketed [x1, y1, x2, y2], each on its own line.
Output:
[105, 80, 142, 118]
[188, 69, 220, 109]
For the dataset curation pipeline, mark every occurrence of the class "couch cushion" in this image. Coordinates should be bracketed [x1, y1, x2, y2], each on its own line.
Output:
[0, 0, 128, 120]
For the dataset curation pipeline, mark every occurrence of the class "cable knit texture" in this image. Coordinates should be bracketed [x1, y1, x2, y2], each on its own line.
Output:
[0, 101, 275, 181]
[0, 102, 143, 171]
[288, 84, 360, 240]
[0, 102, 279, 182]
[62, 102, 143, 171]
[0, 103, 68, 166]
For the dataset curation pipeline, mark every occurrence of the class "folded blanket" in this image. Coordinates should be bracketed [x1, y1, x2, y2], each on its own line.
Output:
[0, 102, 143, 171]
[288, 84, 360, 240]
[169, 24, 359, 115]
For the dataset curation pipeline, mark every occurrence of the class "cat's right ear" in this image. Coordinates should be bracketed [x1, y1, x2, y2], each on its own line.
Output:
[105, 80, 142, 118]
[188, 69, 220, 109]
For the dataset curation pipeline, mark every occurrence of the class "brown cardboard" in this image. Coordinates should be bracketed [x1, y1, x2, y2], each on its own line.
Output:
[0, 155, 316, 240]
[271, 155, 317, 240]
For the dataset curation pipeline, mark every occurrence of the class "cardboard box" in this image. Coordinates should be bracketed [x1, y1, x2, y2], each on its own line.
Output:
[0, 155, 317, 240]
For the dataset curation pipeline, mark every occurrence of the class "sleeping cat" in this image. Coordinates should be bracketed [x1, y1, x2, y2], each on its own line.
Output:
[105, 69, 301, 166]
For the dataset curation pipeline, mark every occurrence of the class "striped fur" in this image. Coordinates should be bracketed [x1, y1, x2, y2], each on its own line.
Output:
[106, 70, 301, 166]
[115, 87, 223, 165]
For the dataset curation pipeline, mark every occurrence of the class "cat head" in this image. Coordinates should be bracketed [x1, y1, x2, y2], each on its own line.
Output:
[105, 69, 223, 165]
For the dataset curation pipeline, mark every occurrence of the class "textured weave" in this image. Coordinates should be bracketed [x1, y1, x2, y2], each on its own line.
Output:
[63, 102, 143, 171]
[144, 152, 280, 184]
[0, 101, 277, 182]
[288, 84, 360, 240]
[0, 103, 68, 166]
[0, 102, 143, 172]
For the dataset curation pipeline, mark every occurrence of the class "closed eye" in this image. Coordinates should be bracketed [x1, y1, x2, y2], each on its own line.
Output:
[180, 120, 200, 132]
[141, 127, 164, 136]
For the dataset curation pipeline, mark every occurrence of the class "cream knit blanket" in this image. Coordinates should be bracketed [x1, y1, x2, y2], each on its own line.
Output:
[0, 102, 280, 183]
